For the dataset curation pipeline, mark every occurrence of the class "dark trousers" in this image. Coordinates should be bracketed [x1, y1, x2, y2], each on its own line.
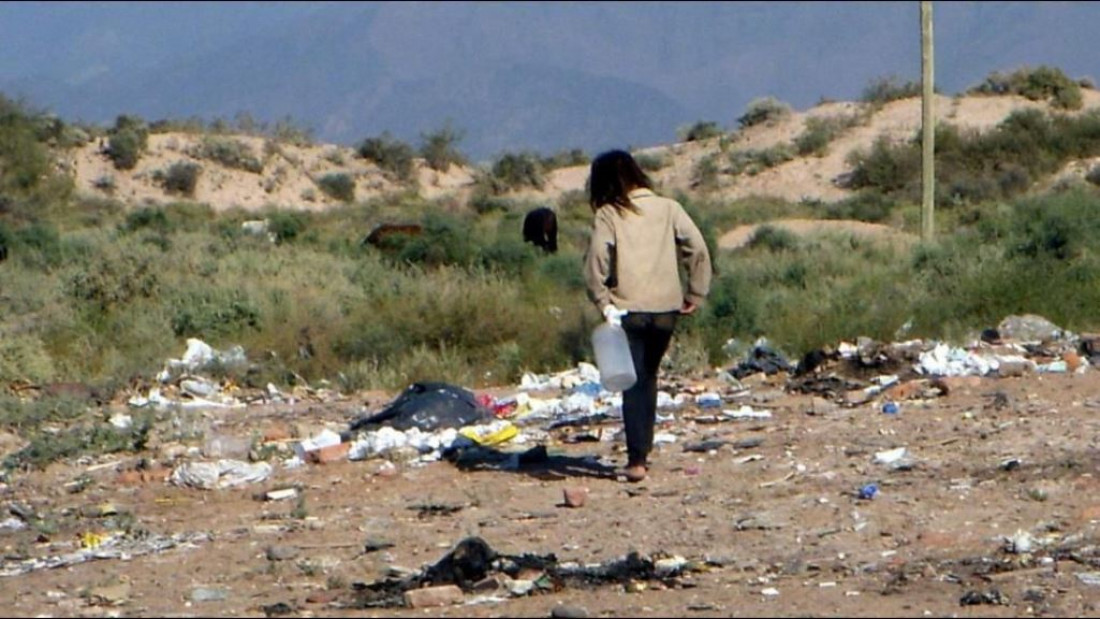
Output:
[620, 311, 678, 466]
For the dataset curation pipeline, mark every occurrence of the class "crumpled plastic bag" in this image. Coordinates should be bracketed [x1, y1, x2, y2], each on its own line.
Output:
[169, 459, 272, 489]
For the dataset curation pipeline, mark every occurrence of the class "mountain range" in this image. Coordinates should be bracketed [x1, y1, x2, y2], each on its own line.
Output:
[2, 1, 1099, 161]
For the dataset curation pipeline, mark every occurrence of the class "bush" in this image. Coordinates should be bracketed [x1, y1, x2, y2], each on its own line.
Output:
[969, 65, 1084, 110]
[105, 115, 148, 170]
[539, 148, 589, 171]
[794, 113, 861, 157]
[67, 248, 159, 312]
[845, 136, 921, 194]
[317, 173, 355, 202]
[860, 75, 922, 105]
[737, 97, 792, 129]
[748, 225, 800, 251]
[419, 124, 466, 172]
[691, 154, 721, 192]
[170, 289, 261, 338]
[727, 144, 795, 175]
[195, 136, 263, 173]
[155, 161, 202, 197]
[266, 211, 307, 244]
[484, 151, 545, 193]
[394, 212, 478, 267]
[358, 132, 415, 182]
[678, 120, 724, 142]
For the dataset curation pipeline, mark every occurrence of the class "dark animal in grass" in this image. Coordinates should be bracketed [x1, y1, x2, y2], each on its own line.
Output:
[522, 207, 558, 254]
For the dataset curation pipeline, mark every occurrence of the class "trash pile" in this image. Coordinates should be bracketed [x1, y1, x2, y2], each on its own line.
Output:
[346, 536, 709, 609]
[111, 312, 1100, 490]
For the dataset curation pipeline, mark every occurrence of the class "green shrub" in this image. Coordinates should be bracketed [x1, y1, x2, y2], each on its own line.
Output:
[13, 221, 64, 268]
[678, 120, 724, 142]
[0, 333, 58, 383]
[691, 154, 721, 192]
[123, 206, 170, 233]
[485, 151, 545, 193]
[860, 75, 922, 105]
[0, 94, 65, 204]
[539, 148, 589, 171]
[67, 247, 160, 312]
[478, 236, 539, 276]
[105, 115, 148, 170]
[266, 211, 307, 244]
[748, 225, 800, 251]
[737, 97, 792, 129]
[728, 144, 795, 175]
[317, 173, 355, 202]
[419, 124, 466, 172]
[169, 289, 261, 338]
[468, 192, 516, 215]
[395, 212, 478, 267]
[845, 136, 921, 194]
[271, 116, 315, 147]
[358, 132, 415, 182]
[155, 161, 202, 197]
[5, 415, 152, 471]
[195, 136, 263, 173]
[821, 191, 898, 223]
[969, 65, 1084, 110]
[794, 113, 861, 157]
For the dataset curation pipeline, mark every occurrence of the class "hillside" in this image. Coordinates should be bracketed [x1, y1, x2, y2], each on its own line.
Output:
[57, 90, 1100, 218]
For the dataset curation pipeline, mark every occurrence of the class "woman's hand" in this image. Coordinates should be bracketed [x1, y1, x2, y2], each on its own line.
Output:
[680, 300, 697, 315]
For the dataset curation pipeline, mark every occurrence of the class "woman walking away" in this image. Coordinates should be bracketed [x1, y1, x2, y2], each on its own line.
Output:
[583, 149, 712, 483]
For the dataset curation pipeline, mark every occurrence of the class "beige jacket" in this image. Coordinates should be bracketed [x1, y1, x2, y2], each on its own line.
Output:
[584, 188, 712, 313]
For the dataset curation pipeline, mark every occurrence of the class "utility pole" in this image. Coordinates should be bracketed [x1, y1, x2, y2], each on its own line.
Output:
[921, 1, 935, 241]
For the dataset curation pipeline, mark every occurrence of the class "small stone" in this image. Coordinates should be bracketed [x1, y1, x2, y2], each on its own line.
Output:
[190, 587, 228, 603]
[562, 487, 588, 508]
[266, 545, 300, 561]
[307, 441, 349, 464]
[305, 590, 338, 604]
[550, 603, 590, 618]
[403, 584, 464, 608]
[303, 589, 336, 606]
[263, 424, 293, 443]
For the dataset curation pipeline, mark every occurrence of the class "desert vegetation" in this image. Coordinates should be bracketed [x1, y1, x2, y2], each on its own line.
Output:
[3, 66, 1100, 431]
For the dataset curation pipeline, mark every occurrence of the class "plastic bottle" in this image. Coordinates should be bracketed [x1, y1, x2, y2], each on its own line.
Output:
[591, 322, 637, 392]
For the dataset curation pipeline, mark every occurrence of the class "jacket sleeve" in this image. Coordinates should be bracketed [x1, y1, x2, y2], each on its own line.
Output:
[584, 210, 615, 310]
[674, 205, 712, 306]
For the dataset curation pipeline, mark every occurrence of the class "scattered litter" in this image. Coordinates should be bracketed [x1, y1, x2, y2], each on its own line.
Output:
[857, 483, 879, 500]
[169, 459, 273, 489]
[1004, 529, 1034, 554]
[1, 531, 211, 577]
[1075, 572, 1100, 587]
[873, 447, 908, 465]
[721, 406, 773, 420]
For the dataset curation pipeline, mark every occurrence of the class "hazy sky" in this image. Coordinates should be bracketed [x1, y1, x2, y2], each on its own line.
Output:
[2, 1, 1096, 157]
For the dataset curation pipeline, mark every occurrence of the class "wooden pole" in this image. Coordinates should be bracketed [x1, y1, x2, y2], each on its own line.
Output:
[921, 1, 935, 241]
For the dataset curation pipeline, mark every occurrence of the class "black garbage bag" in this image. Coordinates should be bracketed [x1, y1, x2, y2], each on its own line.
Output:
[729, 344, 794, 379]
[348, 382, 492, 433]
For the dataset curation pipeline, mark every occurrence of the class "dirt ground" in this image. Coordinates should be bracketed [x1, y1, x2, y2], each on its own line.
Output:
[4, 335, 1100, 619]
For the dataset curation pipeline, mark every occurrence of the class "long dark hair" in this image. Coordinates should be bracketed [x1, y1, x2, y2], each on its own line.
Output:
[587, 149, 653, 213]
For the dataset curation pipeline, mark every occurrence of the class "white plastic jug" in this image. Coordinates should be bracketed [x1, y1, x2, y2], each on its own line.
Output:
[591, 322, 637, 392]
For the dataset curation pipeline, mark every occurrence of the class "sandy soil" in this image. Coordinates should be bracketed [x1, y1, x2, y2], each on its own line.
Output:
[63, 91, 1100, 219]
[4, 335, 1100, 618]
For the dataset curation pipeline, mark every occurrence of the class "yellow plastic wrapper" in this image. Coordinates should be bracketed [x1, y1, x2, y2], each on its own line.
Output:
[458, 421, 518, 446]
